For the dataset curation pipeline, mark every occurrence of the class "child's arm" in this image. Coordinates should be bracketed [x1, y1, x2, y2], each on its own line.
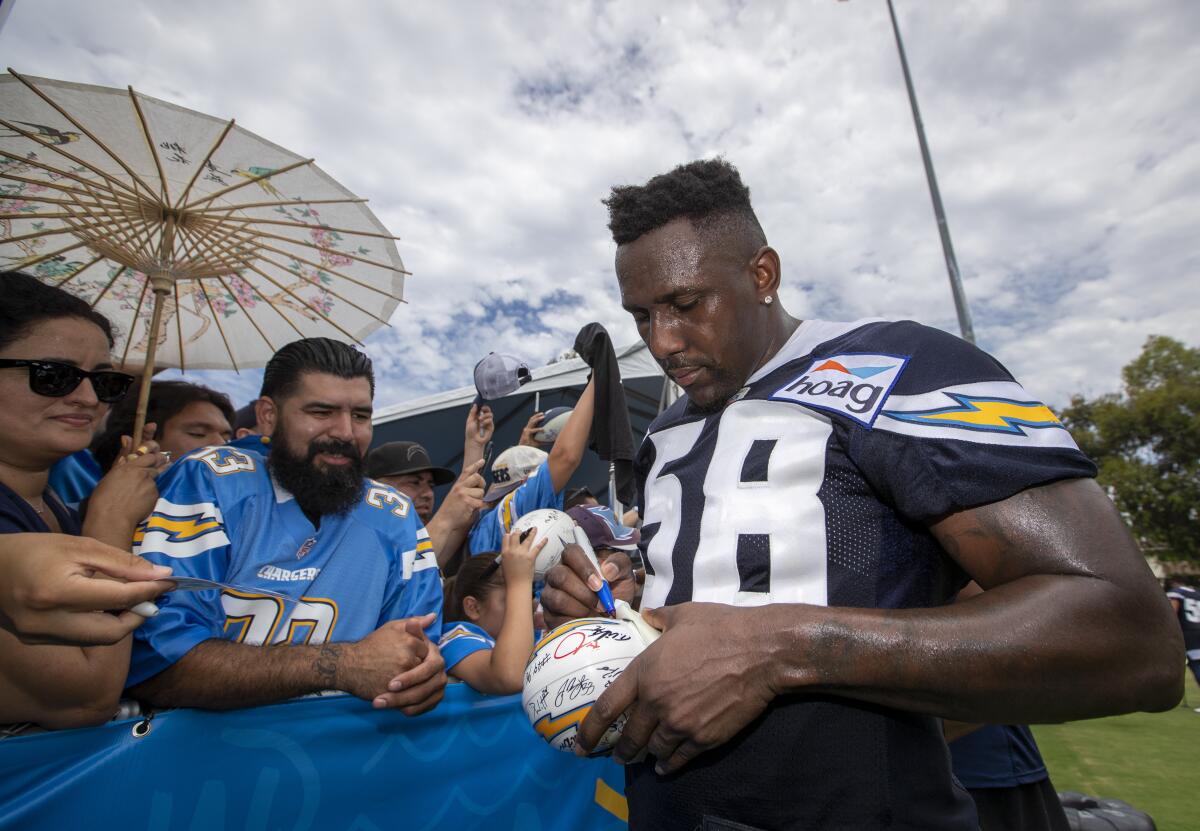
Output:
[451, 532, 546, 695]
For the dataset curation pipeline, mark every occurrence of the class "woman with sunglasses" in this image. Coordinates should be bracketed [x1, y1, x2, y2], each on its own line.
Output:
[0, 271, 169, 730]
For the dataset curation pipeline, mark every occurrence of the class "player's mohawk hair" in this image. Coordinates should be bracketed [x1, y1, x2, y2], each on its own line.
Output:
[603, 157, 766, 246]
[261, 337, 375, 400]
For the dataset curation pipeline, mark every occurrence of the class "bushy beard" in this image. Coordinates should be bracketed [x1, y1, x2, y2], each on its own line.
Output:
[268, 428, 365, 519]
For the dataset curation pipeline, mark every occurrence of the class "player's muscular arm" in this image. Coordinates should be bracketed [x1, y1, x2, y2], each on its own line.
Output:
[769, 477, 1184, 720]
[130, 615, 444, 712]
[577, 479, 1185, 772]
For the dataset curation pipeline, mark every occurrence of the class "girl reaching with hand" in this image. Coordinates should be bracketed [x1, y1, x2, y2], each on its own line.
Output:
[439, 529, 546, 695]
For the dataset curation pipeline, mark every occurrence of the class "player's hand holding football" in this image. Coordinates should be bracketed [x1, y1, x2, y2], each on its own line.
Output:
[574, 602, 777, 775]
[339, 613, 446, 715]
[540, 544, 637, 628]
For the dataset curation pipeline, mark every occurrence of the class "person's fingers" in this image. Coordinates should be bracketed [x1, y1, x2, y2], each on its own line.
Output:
[399, 682, 445, 717]
[464, 459, 485, 475]
[639, 605, 668, 631]
[611, 699, 658, 764]
[107, 609, 154, 638]
[23, 609, 141, 646]
[539, 586, 597, 625]
[406, 612, 437, 634]
[80, 542, 174, 584]
[114, 435, 132, 467]
[129, 601, 160, 617]
[124, 439, 160, 463]
[543, 552, 605, 614]
[140, 421, 158, 444]
[385, 646, 444, 693]
[655, 738, 705, 776]
[576, 661, 640, 755]
[123, 448, 162, 469]
[55, 577, 171, 614]
[372, 671, 446, 714]
[560, 544, 605, 593]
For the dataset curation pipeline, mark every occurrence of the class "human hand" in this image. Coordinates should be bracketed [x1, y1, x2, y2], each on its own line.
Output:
[540, 545, 637, 628]
[575, 602, 778, 774]
[438, 460, 486, 528]
[340, 614, 443, 712]
[0, 533, 172, 645]
[518, 412, 545, 447]
[465, 404, 495, 446]
[89, 435, 167, 531]
[378, 615, 447, 715]
[500, 528, 548, 584]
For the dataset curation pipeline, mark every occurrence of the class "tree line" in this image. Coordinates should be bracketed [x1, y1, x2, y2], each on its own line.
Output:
[1059, 336, 1199, 566]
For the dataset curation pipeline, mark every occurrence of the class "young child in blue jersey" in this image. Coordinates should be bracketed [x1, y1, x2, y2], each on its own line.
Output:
[439, 529, 547, 695]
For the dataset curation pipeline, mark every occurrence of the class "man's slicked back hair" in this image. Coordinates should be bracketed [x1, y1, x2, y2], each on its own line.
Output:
[260, 337, 375, 401]
[603, 157, 767, 247]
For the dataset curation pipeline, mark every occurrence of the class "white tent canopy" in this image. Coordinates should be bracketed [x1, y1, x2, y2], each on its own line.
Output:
[373, 340, 670, 425]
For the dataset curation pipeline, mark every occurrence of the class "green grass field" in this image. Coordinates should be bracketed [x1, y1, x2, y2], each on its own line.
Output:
[1032, 676, 1200, 831]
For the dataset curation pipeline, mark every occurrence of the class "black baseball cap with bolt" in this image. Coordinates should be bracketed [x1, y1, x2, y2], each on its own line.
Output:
[366, 441, 456, 485]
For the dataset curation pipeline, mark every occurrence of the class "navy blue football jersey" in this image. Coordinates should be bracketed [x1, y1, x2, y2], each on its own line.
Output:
[626, 319, 1096, 831]
[1167, 584, 1200, 653]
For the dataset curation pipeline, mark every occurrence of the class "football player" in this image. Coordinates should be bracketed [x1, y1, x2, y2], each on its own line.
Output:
[1166, 578, 1200, 704]
[127, 338, 446, 715]
[542, 158, 1184, 830]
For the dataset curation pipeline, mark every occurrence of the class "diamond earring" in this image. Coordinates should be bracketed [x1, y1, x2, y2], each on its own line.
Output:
[764, 295, 774, 305]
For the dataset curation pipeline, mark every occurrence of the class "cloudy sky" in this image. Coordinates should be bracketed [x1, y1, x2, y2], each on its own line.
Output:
[3, 0, 1197, 412]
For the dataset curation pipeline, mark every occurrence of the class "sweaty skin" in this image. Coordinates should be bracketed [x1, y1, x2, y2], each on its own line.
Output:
[542, 217, 1184, 775]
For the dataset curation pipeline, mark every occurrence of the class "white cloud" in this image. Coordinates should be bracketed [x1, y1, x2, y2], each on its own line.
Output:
[3, 0, 1196, 412]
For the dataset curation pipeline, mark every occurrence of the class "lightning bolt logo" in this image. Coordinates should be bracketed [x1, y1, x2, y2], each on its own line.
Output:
[133, 502, 225, 545]
[882, 394, 1063, 435]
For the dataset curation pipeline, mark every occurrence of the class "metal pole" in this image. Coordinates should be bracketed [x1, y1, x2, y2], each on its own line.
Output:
[886, 0, 975, 344]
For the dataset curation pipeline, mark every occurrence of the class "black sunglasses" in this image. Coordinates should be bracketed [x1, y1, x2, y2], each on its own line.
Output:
[0, 359, 135, 403]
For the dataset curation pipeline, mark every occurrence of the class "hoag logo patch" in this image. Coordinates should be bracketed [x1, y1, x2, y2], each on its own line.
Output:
[771, 353, 909, 426]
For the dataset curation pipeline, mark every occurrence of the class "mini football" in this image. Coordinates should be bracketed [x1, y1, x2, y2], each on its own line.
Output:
[510, 508, 577, 579]
[523, 616, 651, 754]
[532, 406, 573, 444]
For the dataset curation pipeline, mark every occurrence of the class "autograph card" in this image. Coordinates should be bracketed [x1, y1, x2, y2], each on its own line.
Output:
[157, 576, 290, 601]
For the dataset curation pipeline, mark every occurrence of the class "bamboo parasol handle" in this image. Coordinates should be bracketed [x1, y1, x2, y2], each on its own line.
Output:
[131, 287, 168, 445]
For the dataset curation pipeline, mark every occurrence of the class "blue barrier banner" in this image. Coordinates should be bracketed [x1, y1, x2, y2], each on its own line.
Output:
[0, 684, 629, 831]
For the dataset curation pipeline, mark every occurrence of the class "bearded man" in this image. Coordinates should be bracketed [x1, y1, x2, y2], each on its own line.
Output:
[127, 338, 446, 714]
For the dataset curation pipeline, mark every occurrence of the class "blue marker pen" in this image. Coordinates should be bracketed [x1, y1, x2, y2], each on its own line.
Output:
[573, 525, 617, 617]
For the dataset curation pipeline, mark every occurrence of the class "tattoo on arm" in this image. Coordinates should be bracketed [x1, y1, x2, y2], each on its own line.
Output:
[315, 643, 341, 689]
